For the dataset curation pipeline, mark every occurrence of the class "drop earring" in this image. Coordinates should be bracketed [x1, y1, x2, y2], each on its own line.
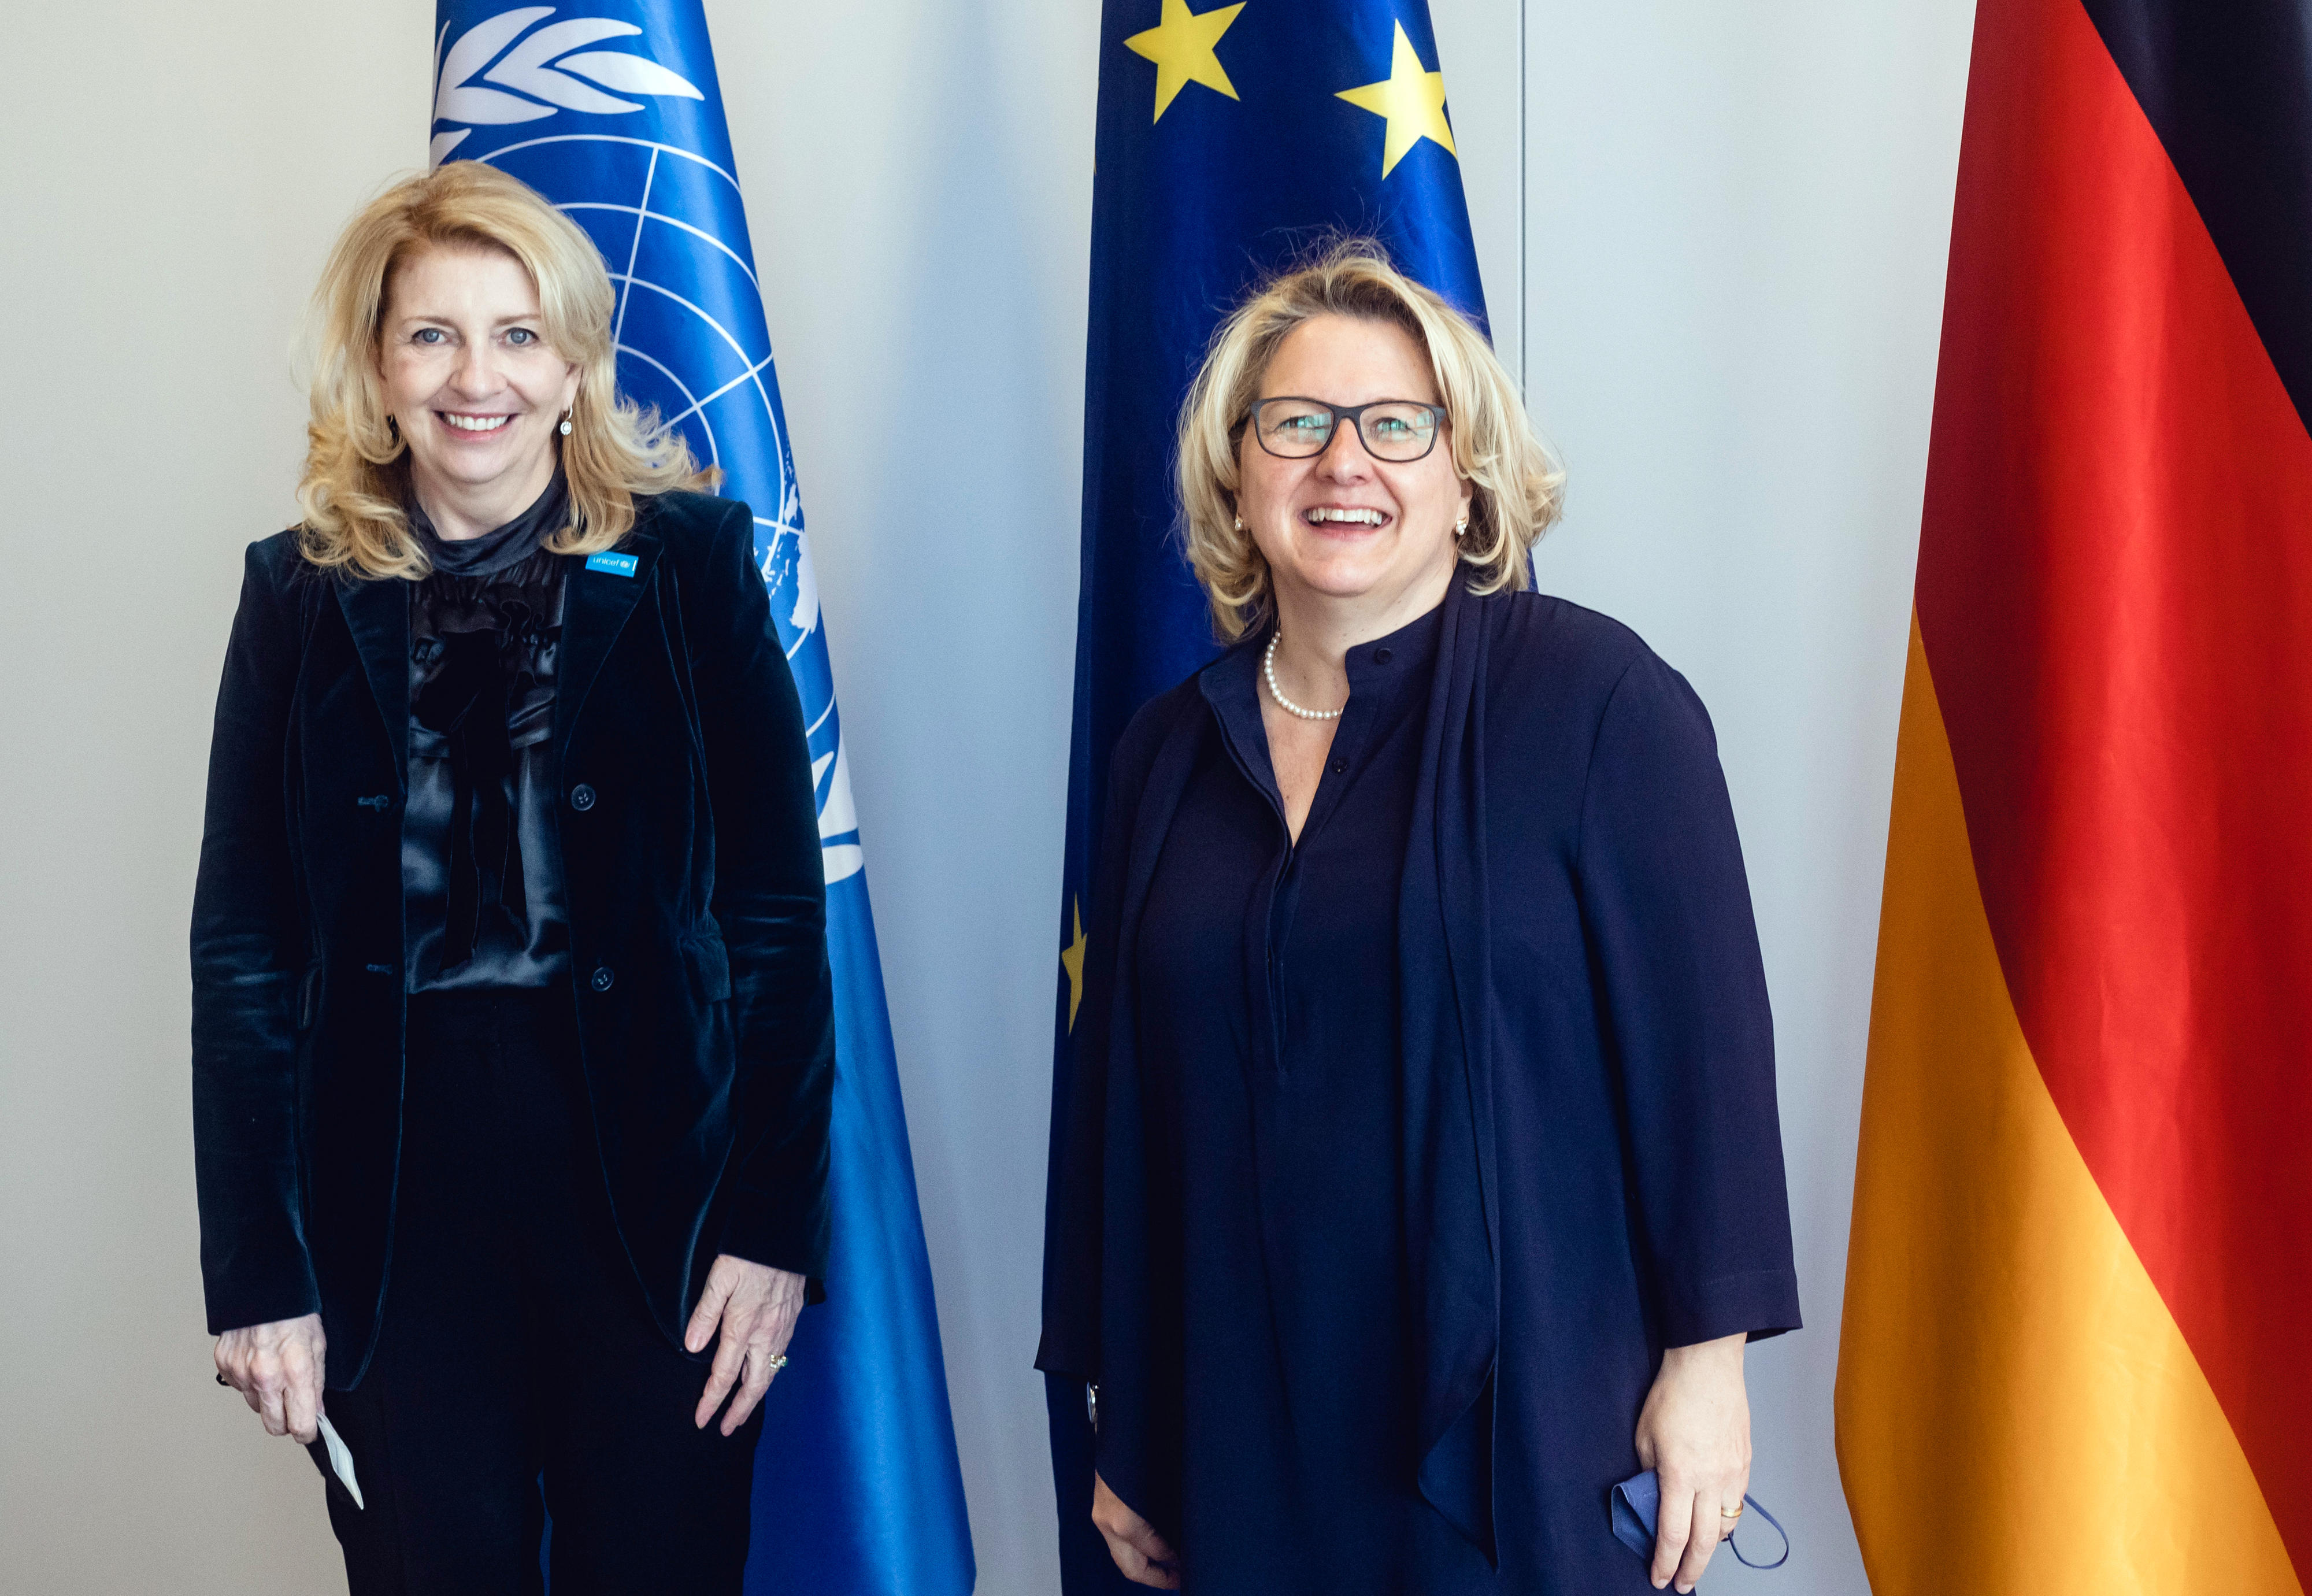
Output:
[1454, 515, 1469, 537]
[558, 409, 573, 436]
[1233, 514, 1245, 532]
[386, 414, 399, 441]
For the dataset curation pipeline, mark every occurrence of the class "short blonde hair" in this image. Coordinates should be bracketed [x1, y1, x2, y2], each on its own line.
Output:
[295, 162, 712, 580]
[1177, 240, 1563, 640]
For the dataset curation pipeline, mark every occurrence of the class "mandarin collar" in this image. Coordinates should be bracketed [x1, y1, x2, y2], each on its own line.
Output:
[1202, 597, 1446, 713]
[1198, 594, 1447, 794]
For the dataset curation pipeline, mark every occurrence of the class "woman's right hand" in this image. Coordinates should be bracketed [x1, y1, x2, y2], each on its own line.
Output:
[214, 1313, 327, 1444]
[1092, 1471, 1180, 1589]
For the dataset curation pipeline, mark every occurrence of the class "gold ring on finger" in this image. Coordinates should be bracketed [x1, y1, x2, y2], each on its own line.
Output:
[768, 1353, 789, 1371]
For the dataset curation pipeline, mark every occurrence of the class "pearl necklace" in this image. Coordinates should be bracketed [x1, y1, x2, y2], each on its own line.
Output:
[1263, 631, 1344, 720]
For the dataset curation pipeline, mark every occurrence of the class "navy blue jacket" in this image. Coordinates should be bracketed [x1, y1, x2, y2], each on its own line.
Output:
[1040, 579, 1800, 1587]
[191, 491, 832, 1384]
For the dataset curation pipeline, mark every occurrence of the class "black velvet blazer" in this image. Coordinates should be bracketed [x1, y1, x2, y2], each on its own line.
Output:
[191, 490, 833, 1385]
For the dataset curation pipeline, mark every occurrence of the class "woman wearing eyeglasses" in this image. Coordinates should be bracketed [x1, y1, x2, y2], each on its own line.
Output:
[1040, 244, 1800, 1596]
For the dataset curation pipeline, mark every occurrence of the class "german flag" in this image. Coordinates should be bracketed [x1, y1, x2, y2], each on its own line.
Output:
[1836, 1, 2312, 1590]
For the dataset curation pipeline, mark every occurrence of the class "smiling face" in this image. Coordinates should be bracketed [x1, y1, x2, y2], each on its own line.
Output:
[1235, 312, 1473, 620]
[376, 242, 579, 531]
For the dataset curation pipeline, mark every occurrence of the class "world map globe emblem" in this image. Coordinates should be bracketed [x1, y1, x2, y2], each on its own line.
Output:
[432, 3, 862, 884]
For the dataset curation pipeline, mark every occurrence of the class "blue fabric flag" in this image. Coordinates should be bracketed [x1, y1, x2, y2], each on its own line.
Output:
[426, 5, 974, 1590]
[1042, 2, 1486, 1588]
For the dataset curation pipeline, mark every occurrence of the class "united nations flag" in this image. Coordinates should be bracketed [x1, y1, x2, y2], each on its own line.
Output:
[1040, 2, 1487, 1588]
[427, 3, 973, 1591]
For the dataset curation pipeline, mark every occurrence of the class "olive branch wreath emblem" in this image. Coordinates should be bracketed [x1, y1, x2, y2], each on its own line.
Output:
[429, 6, 705, 166]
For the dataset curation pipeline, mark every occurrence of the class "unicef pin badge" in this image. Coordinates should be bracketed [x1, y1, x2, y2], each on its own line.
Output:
[586, 551, 640, 579]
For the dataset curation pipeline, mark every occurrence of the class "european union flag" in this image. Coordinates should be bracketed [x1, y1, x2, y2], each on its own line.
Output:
[1042, 1, 1486, 1587]
[427, 5, 973, 1591]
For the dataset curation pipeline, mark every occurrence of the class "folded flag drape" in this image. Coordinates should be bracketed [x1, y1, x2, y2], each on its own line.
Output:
[426, 5, 974, 1590]
[1837, 1, 2312, 1590]
[1039, 2, 1485, 1589]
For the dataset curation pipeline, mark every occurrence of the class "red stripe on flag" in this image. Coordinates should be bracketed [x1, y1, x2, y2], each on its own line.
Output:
[1914, 0, 2312, 1569]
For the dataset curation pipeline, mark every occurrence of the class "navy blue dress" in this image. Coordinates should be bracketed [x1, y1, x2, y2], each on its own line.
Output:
[1137, 605, 1493, 1593]
[1040, 582, 1801, 1595]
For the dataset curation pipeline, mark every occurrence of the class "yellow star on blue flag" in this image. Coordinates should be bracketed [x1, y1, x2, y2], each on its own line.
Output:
[1124, 0, 1247, 121]
[1336, 20, 1458, 176]
[1061, 897, 1088, 1030]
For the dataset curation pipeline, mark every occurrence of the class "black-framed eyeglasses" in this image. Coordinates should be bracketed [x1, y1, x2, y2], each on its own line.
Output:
[1246, 397, 1444, 462]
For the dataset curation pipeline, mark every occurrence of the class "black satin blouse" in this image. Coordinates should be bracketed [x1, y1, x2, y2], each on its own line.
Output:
[402, 476, 572, 992]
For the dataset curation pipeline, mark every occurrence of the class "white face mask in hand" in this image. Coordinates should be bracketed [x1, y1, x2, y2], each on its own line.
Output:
[317, 1415, 364, 1510]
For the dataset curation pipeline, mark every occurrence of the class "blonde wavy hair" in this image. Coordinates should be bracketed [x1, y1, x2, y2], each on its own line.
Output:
[295, 161, 712, 580]
[1177, 240, 1564, 640]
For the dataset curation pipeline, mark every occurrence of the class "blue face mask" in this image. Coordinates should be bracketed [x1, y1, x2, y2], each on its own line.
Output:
[1610, 1470, 1791, 1571]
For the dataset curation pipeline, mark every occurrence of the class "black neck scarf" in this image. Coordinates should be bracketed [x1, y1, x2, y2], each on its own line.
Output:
[408, 471, 569, 576]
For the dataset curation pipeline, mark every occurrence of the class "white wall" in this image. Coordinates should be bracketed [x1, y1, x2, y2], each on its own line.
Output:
[0, 4, 432, 1590]
[1516, 3, 1974, 1588]
[0, 1, 1971, 1591]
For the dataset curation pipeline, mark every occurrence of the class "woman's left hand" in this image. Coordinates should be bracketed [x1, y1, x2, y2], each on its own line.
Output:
[685, 1254, 806, 1435]
[1633, 1331, 1750, 1593]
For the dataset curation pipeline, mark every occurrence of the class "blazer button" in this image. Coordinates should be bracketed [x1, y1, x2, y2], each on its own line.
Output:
[569, 783, 596, 811]
[590, 965, 615, 993]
